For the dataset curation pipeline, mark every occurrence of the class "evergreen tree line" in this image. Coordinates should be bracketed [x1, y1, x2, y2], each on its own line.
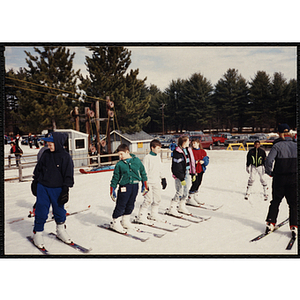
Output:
[144, 69, 297, 133]
[5, 46, 296, 137]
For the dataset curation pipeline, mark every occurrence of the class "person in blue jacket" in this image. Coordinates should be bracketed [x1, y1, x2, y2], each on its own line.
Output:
[31, 132, 74, 249]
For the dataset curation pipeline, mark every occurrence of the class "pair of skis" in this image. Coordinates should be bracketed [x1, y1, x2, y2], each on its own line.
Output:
[27, 233, 91, 255]
[250, 218, 297, 250]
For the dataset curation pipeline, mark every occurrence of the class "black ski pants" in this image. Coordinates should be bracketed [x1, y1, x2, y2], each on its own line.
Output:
[189, 172, 204, 193]
[266, 173, 297, 227]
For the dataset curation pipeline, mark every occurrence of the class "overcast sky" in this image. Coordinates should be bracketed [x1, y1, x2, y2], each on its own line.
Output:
[5, 45, 296, 91]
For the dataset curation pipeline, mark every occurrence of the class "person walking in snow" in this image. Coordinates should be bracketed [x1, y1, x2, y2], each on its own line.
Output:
[264, 124, 297, 238]
[169, 140, 177, 157]
[136, 139, 167, 224]
[31, 132, 74, 249]
[168, 135, 196, 216]
[10, 141, 23, 167]
[244, 140, 268, 200]
[109, 144, 148, 233]
[186, 138, 209, 206]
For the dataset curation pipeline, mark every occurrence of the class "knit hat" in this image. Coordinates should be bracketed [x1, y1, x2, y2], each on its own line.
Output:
[278, 123, 290, 133]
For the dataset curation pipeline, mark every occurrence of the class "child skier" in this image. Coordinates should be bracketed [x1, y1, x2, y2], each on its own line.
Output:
[136, 139, 167, 224]
[110, 144, 148, 233]
[31, 132, 74, 249]
[245, 140, 268, 200]
[169, 135, 196, 216]
[186, 138, 209, 206]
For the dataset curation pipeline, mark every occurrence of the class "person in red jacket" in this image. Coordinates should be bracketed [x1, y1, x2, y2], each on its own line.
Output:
[186, 138, 209, 206]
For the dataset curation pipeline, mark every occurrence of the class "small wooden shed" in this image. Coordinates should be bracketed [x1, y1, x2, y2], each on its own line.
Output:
[55, 129, 89, 167]
[107, 130, 153, 159]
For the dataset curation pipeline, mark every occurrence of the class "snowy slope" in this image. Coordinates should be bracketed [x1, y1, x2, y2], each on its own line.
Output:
[4, 144, 297, 256]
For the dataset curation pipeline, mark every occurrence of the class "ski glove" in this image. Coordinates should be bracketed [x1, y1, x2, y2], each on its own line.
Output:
[31, 180, 38, 197]
[141, 181, 149, 196]
[192, 175, 196, 182]
[181, 180, 186, 186]
[58, 186, 69, 205]
[161, 178, 167, 190]
[110, 187, 117, 202]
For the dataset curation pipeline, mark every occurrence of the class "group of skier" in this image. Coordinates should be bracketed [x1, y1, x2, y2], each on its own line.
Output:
[29, 123, 297, 250]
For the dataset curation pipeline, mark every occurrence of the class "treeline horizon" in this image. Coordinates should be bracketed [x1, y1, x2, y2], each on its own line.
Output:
[4, 46, 296, 136]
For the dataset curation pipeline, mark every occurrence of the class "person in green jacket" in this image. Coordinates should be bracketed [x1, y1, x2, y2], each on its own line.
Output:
[110, 144, 148, 233]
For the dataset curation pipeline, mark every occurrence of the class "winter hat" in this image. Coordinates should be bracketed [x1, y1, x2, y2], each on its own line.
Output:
[278, 123, 290, 133]
[42, 132, 54, 143]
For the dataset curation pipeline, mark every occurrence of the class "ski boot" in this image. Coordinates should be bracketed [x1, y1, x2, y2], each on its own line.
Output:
[178, 199, 190, 215]
[186, 194, 200, 206]
[110, 217, 127, 234]
[121, 214, 134, 229]
[135, 205, 154, 225]
[33, 231, 45, 249]
[290, 226, 298, 239]
[168, 200, 182, 217]
[265, 222, 275, 234]
[56, 222, 72, 244]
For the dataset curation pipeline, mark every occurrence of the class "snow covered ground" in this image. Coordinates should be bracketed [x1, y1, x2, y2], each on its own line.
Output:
[4, 144, 298, 256]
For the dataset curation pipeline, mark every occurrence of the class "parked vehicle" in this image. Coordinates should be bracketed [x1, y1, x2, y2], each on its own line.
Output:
[189, 135, 213, 150]
[219, 132, 233, 139]
[212, 133, 227, 146]
[224, 134, 249, 146]
[244, 134, 267, 145]
[161, 138, 176, 148]
[264, 136, 278, 146]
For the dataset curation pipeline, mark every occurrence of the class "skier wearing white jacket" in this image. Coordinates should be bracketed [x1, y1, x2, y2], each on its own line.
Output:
[136, 139, 167, 224]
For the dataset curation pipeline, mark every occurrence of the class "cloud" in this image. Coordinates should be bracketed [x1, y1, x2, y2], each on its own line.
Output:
[128, 46, 296, 91]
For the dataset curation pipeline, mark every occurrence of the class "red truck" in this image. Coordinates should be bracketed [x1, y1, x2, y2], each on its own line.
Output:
[212, 133, 227, 146]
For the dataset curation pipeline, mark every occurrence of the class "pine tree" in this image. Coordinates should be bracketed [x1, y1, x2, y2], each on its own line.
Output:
[270, 72, 293, 129]
[182, 73, 213, 130]
[143, 84, 166, 133]
[79, 46, 150, 133]
[213, 69, 248, 132]
[8, 46, 81, 133]
[248, 71, 272, 132]
[164, 79, 186, 133]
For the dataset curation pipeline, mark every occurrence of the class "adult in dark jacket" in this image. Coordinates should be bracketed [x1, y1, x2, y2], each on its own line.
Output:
[244, 141, 268, 200]
[264, 124, 297, 238]
[31, 132, 74, 249]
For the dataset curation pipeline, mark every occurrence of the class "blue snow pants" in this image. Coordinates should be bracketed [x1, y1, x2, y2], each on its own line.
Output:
[112, 184, 139, 219]
[33, 183, 66, 232]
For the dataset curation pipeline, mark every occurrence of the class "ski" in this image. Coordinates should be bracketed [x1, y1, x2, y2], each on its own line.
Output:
[97, 224, 149, 242]
[250, 218, 289, 242]
[161, 210, 202, 223]
[45, 205, 91, 223]
[136, 228, 166, 238]
[10, 205, 91, 225]
[48, 233, 91, 253]
[133, 217, 178, 232]
[27, 236, 50, 255]
[186, 203, 223, 211]
[286, 234, 297, 250]
[8, 217, 25, 224]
